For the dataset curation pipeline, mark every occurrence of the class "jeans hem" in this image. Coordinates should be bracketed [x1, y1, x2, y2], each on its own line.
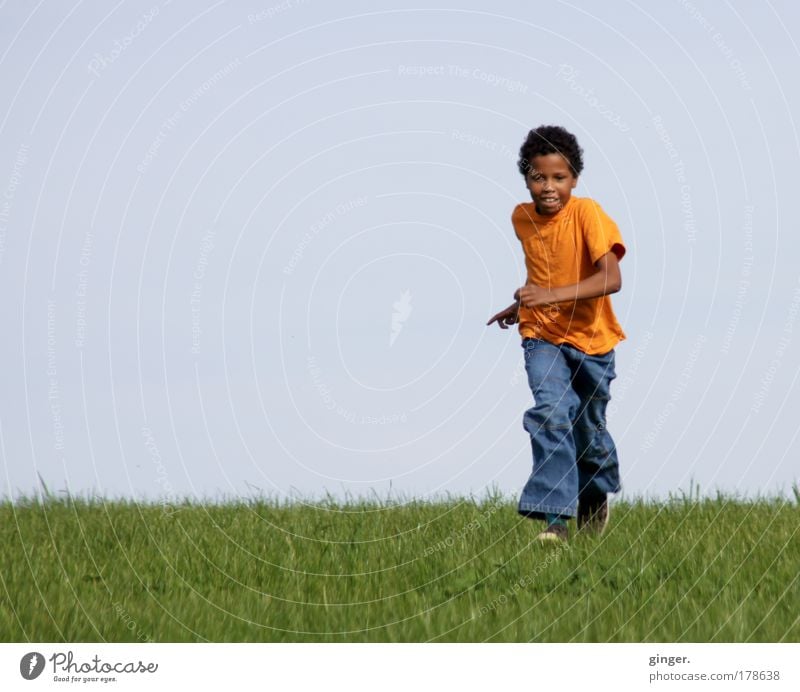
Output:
[518, 502, 576, 520]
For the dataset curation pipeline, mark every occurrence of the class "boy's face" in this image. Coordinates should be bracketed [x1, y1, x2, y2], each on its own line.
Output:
[525, 153, 578, 215]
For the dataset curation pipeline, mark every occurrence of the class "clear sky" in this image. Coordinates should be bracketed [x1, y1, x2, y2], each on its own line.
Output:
[1, 0, 798, 503]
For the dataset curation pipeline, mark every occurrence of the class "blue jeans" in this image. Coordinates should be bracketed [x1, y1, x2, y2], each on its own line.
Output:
[518, 338, 621, 519]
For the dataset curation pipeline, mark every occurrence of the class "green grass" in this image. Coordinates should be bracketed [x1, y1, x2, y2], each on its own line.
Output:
[1, 494, 798, 642]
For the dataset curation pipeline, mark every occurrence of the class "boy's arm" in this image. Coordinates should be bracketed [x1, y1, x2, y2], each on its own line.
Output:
[486, 205, 534, 329]
[517, 251, 621, 308]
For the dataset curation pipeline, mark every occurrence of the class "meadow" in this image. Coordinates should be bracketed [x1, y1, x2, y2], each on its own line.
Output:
[1, 493, 797, 642]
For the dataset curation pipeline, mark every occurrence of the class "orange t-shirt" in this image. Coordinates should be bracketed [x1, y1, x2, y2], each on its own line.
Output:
[512, 196, 626, 355]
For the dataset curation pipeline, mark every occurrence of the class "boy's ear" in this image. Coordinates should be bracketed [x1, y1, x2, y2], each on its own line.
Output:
[571, 176, 578, 189]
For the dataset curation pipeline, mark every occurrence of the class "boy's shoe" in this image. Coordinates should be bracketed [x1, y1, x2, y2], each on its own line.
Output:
[577, 494, 609, 535]
[536, 522, 568, 543]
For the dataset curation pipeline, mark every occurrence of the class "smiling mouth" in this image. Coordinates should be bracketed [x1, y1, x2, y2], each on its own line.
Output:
[541, 196, 559, 203]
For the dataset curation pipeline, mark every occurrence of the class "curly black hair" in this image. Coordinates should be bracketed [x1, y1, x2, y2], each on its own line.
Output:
[517, 125, 584, 177]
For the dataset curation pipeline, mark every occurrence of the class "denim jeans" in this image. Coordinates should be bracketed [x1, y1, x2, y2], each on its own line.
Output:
[518, 337, 621, 519]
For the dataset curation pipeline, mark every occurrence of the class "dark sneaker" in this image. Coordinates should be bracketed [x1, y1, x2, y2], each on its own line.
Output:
[577, 494, 609, 534]
[536, 522, 568, 543]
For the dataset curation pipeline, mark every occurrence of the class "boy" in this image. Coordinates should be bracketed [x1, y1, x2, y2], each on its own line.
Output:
[487, 125, 626, 542]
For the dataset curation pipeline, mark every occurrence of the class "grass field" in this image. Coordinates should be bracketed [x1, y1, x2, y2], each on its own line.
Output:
[1, 493, 798, 642]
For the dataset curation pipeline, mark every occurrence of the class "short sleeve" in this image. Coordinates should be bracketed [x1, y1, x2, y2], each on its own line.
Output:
[579, 199, 626, 264]
[511, 204, 525, 242]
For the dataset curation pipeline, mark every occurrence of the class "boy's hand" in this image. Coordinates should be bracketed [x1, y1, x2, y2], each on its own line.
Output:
[517, 284, 555, 309]
[486, 301, 520, 329]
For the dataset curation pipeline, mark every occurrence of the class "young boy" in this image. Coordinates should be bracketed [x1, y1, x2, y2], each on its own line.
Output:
[487, 125, 626, 542]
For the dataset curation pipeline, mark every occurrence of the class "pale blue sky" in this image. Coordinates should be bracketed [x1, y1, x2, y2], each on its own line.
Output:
[1, 0, 798, 502]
